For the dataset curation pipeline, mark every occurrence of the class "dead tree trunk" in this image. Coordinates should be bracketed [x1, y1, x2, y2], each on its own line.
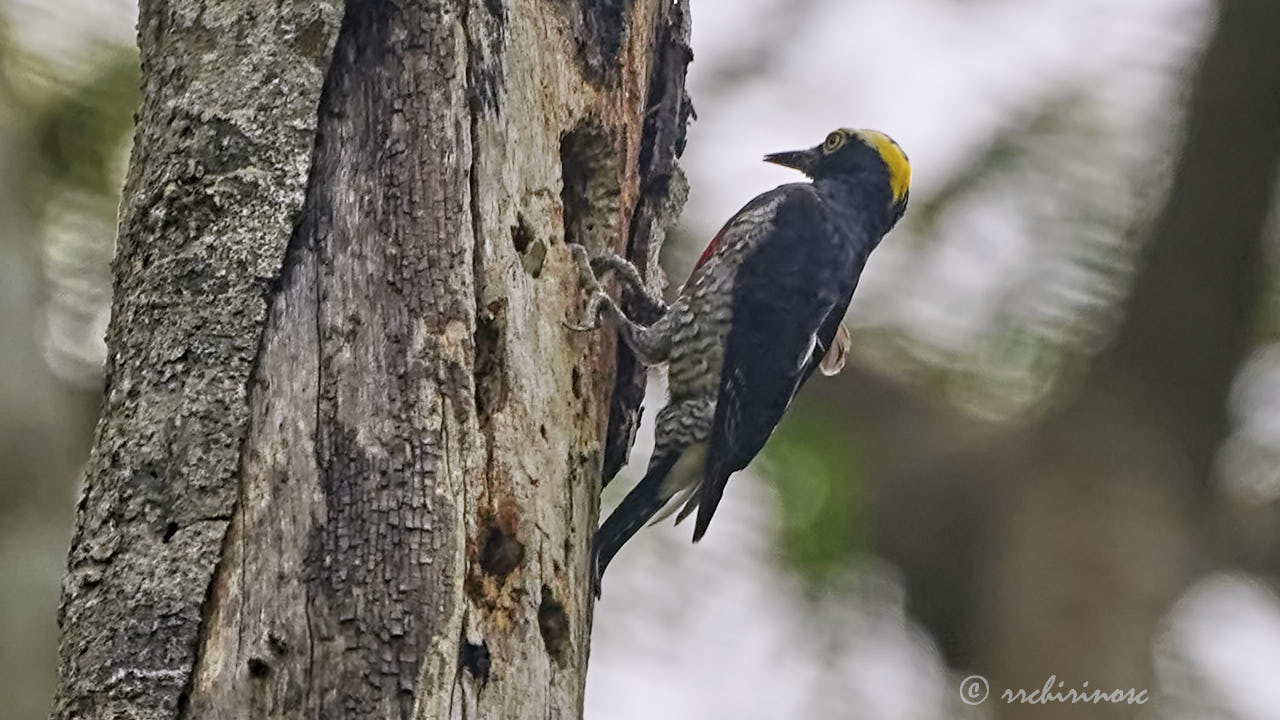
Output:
[52, 1, 690, 718]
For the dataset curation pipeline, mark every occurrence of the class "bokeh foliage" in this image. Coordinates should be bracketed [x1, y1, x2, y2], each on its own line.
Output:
[0, 10, 136, 718]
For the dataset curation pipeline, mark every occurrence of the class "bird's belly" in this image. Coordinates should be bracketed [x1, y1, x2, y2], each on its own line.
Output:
[665, 297, 730, 399]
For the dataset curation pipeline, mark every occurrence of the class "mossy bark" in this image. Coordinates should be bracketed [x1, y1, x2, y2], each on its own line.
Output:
[53, 1, 690, 718]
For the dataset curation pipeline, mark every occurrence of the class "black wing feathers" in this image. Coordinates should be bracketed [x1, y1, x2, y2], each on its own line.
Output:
[802, 285, 856, 383]
[694, 189, 854, 540]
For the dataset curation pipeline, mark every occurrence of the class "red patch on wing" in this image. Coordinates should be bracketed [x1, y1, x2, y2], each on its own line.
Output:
[690, 221, 732, 278]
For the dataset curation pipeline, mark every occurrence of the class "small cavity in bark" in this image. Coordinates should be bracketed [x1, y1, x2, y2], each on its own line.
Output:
[461, 640, 491, 684]
[247, 657, 271, 678]
[479, 523, 525, 578]
[473, 299, 507, 423]
[512, 216, 546, 277]
[560, 122, 621, 253]
[538, 586, 570, 667]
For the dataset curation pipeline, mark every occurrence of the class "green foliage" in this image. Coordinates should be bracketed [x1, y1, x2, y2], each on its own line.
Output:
[0, 26, 138, 383]
[761, 403, 867, 581]
[903, 93, 1089, 245]
[17, 45, 138, 224]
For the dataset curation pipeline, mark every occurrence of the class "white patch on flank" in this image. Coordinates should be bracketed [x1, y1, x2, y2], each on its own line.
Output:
[799, 333, 818, 372]
[651, 443, 708, 526]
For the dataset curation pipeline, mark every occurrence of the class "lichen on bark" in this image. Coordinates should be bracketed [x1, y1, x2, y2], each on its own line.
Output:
[53, 2, 342, 719]
[53, 1, 691, 719]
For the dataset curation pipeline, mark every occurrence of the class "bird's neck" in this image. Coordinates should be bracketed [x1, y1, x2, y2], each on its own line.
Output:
[813, 173, 895, 240]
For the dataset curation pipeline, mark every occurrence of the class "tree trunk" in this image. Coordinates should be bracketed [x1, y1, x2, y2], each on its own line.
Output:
[52, 1, 690, 718]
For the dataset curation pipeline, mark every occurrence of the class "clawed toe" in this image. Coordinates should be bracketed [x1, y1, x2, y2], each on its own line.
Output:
[567, 244, 599, 287]
[563, 316, 600, 332]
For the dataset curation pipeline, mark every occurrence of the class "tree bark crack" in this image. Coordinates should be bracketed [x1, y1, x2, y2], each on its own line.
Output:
[55, 1, 690, 718]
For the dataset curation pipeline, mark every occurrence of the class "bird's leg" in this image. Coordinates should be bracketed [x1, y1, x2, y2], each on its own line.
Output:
[566, 244, 669, 318]
[565, 244, 671, 366]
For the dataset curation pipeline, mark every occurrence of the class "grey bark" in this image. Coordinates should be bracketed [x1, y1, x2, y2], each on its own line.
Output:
[53, 1, 690, 718]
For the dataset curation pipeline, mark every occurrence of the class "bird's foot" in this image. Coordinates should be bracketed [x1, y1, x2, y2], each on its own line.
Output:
[565, 243, 610, 332]
[564, 291, 611, 332]
[567, 243, 603, 290]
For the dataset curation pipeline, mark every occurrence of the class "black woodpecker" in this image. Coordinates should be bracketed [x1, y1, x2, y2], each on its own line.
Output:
[567, 127, 910, 593]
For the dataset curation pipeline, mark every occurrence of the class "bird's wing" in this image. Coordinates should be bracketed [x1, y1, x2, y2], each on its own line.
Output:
[693, 189, 853, 540]
[686, 189, 803, 282]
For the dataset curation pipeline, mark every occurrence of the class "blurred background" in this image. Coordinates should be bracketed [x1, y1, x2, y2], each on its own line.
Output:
[2, 0, 1278, 718]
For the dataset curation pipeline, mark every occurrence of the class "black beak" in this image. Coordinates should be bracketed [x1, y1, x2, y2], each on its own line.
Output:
[763, 147, 819, 176]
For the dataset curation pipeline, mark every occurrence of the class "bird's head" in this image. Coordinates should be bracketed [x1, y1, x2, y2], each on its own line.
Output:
[765, 128, 911, 226]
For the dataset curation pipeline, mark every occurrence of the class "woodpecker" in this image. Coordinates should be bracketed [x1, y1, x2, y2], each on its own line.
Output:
[567, 128, 910, 592]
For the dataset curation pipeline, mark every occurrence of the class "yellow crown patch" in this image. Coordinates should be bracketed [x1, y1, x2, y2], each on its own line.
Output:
[853, 129, 910, 203]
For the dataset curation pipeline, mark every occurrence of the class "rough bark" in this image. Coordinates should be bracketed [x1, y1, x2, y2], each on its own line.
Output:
[52, 3, 344, 717]
[53, 1, 691, 718]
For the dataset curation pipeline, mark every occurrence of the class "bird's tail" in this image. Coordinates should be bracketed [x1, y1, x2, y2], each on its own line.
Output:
[591, 453, 679, 596]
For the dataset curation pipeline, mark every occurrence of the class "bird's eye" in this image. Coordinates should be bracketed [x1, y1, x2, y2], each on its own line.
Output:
[822, 131, 846, 154]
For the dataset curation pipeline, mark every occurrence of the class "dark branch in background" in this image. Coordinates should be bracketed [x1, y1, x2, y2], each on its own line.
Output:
[786, 0, 1280, 687]
[977, 2, 1280, 716]
[1092, 0, 1280, 479]
[785, 358, 1002, 667]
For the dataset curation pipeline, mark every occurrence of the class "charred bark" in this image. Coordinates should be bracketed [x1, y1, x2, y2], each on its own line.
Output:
[53, 1, 690, 719]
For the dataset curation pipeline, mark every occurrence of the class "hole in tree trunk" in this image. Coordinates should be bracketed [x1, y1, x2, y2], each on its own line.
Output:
[560, 121, 621, 254]
[478, 523, 525, 579]
[538, 586, 570, 667]
[460, 640, 491, 684]
[473, 299, 508, 423]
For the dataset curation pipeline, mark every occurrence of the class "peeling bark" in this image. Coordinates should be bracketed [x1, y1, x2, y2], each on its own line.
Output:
[54, 1, 691, 718]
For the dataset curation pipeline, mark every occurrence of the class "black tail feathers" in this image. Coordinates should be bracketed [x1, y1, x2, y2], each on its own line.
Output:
[591, 454, 678, 596]
[692, 462, 731, 543]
